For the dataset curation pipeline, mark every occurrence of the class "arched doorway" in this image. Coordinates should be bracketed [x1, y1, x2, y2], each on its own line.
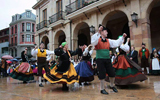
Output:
[42, 36, 49, 49]
[54, 30, 66, 49]
[149, 1, 160, 49]
[102, 11, 129, 52]
[104, 11, 130, 39]
[73, 22, 90, 47]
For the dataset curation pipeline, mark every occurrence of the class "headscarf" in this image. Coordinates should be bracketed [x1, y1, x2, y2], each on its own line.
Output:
[152, 48, 156, 53]
[61, 42, 67, 47]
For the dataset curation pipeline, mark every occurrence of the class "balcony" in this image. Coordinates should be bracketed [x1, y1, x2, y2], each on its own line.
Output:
[49, 11, 66, 24]
[36, 20, 49, 31]
[66, 0, 99, 15]
[65, 0, 119, 19]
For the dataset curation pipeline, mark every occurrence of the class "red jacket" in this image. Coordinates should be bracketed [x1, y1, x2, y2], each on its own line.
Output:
[139, 48, 149, 59]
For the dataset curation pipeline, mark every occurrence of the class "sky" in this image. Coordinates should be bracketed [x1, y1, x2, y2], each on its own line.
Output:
[0, 0, 37, 30]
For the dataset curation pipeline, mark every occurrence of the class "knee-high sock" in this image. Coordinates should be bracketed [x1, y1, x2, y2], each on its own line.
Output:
[39, 76, 42, 84]
[109, 77, 115, 87]
[100, 79, 105, 90]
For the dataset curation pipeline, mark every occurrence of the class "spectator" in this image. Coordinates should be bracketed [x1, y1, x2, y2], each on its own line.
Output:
[129, 46, 138, 64]
[139, 43, 149, 74]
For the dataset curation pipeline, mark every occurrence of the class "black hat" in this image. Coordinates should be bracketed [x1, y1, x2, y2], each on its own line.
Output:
[40, 41, 44, 44]
[102, 26, 107, 31]
[99, 24, 102, 28]
[142, 43, 145, 46]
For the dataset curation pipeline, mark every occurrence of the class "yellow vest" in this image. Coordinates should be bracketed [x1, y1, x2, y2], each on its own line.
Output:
[37, 49, 47, 57]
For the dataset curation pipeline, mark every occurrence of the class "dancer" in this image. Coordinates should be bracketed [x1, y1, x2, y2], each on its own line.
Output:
[31, 42, 54, 87]
[75, 44, 94, 86]
[150, 48, 160, 75]
[43, 42, 81, 91]
[10, 48, 34, 83]
[91, 25, 126, 95]
[106, 38, 147, 85]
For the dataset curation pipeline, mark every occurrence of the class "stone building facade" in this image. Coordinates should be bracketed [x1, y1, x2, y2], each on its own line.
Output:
[33, 0, 160, 58]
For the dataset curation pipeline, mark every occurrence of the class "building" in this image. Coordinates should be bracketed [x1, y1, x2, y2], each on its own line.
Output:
[33, 0, 160, 58]
[0, 27, 9, 58]
[9, 10, 36, 57]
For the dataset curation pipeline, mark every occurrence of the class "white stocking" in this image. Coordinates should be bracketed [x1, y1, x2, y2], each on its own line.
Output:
[100, 79, 105, 90]
[109, 77, 115, 87]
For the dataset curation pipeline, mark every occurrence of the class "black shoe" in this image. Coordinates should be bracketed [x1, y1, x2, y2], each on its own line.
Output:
[84, 82, 89, 85]
[23, 81, 27, 84]
[110, 86, 118, 93]
[39, 83, 44, 87]
[100, 89, 109, 95]
[62, 86, 69, 91]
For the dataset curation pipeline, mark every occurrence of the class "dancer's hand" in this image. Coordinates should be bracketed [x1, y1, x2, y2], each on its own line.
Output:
[98, 26, 103, 34]
[127, 38, 130, 42]
[123, 33, 127, 38]
[34, 46, 38, 49]
[59, 45, 62, 48]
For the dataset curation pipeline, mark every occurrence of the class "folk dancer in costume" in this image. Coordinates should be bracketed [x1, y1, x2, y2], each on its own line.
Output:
[31, 42, 54, 87]
[75, 45, 94, 86]
[43, 42, 82, 91]
[150, 48, 160, 75]
[106, 38, 147, 85]
[139, 43, 150, 74]
[91, 25, 127, 95]
[10, 48, 34, 83]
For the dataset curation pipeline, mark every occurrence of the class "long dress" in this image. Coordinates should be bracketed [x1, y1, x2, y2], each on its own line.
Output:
[106, 49, 147, 85]
[10, 51, 34, 82]
[75, 47, 94, 83]
[150, 53, 160, 75]
[43, 48, 80, 84]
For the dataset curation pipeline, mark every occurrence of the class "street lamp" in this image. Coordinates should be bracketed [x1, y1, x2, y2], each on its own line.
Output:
[131, 12, 138, 27]
[90, 25, 95, 34]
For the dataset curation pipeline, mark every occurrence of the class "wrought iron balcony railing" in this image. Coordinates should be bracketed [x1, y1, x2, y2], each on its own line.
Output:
[9, 43, 17, 46]
[66, 0, 99, 15]
[49, 11, 65, 24]
[36, 20, 49, 31]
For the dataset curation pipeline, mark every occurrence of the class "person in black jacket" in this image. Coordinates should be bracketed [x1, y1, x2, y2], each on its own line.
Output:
[129, 46, 138, 64]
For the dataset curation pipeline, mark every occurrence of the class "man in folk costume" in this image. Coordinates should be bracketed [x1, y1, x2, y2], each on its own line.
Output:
[31, 42, 54, 87]
[91, 25, 127, 95]
[139, 43, 150, 74]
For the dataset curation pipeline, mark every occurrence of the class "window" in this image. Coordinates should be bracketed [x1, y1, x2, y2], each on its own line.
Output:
[5, 39, 8, 42]
[56, 0, 62, 12]
[32, 24, 35, 32]
[26, 35, 30, 42]
[26, 23, 31, 31]
[27, 47, 31, 55]
[15, 25, 17, 33]
[15, 37, 17, 44]
[32, 35, 34, 42]
[12, 27, 14, 34]
[22, 35, 24, 42]
[2, 40, 3, 43]
[26, 11, 31, 18]
[22, 23, 24, 32]
[12, 16, 14, 22]
[43, 9, 47, 21]
[15, 49, 17, 57]
[11, 49, 13, 57]
[2, 47, 8, 54]
[11, 38, 13, 44]
[16, 15, 17, 20]
[6, 30, 9, 34]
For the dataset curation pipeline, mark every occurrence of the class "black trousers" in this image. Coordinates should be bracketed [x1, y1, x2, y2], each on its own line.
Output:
[96, 59, 115, 80]
[38, 63, 50, 76]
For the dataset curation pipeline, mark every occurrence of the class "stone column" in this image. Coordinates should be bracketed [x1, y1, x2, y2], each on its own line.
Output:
[48, 28, 53, 51]
[141, 18, 152, 52]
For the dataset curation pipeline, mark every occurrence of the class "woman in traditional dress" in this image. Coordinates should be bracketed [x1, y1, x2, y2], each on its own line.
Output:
[106, 38, 147, 85]
[10, 48, 34, 83]
[150, 48, 160, 75]
[75, 45, 94, 86]
[43, 42, 81, 91]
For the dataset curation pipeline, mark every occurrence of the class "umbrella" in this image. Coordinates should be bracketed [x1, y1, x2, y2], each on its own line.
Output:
[10, 59, 18, 62]
[15, 57, 21, 60]
[2, 55, 13, 59]
[6, 60, 12, 64]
